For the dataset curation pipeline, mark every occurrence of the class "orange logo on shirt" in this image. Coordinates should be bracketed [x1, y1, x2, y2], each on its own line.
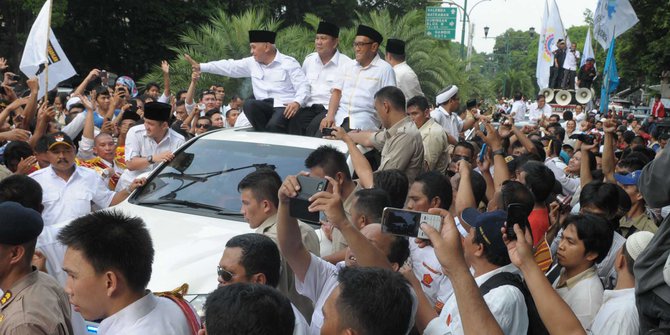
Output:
[422, 273, 433, 287]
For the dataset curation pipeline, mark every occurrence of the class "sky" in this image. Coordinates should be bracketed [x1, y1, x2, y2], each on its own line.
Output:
[442, 0, 599, 53]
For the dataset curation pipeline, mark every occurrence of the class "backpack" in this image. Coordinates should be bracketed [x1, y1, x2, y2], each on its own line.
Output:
[479, 272, 549, 335]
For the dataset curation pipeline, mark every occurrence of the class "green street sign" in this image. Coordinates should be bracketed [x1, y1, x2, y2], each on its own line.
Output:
[425, 6, 457, 40]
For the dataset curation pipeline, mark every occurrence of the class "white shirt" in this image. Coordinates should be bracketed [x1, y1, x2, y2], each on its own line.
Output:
[424, 264, 528, 335]
[97, 293, 191, 335]
[291, 304, 309, 335]
[119, 124, 186, 190]
[563, 49, 581, 71]
[409, 241, 453, 309]
[589, 288, 639, 335]
[233, 112, 251, 128]
[528, 103, 553, 125]
[393, 61, 424, 101]
[430, 106, 463, 139]
[295, 253, 340, 335]
[30, 166, 115, 227]
[302, 51, 353, 109]
[200, 50, 309, 108]
[553, 266, 604, 329]
[510, 100, 527, 123]
[334, 54, 397, 130]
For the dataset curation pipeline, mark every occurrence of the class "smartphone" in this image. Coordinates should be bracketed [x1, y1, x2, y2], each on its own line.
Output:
[100, 70, 108, 86]
[321, 127, 335, 136]
[506, 203, 529, 241]
[479, 122, 487, 135]
[479, 143, 488, 163]
[381, 207, 442, 239]
[289, 175, 329, 224]
[10, 74, 20, 81]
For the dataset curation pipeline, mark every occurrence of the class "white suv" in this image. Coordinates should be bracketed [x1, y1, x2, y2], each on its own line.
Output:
[112, 127, 350, 316]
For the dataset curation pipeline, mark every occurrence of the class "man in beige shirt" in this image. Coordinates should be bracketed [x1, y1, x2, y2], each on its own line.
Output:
[237, 169, 319, 320]
[346, 86, 424, 183]
[407, 95, 449, 174]
[0, 202, 73, 335]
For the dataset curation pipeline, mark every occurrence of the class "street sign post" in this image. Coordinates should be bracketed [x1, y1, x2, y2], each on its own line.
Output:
[426, 6, 457, 40]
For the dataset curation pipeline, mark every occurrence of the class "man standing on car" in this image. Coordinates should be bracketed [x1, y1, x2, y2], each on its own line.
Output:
[119, 101, 185, 191]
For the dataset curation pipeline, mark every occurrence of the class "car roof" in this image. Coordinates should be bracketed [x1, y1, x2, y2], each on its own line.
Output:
[198, 127, 350, 152]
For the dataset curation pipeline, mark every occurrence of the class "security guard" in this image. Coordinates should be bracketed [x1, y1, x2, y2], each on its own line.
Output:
[0, 201, 73, 335]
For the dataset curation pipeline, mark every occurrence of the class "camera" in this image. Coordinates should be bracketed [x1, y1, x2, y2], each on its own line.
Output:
[321, 127, 335, 136]
[569, 133, 595, 145]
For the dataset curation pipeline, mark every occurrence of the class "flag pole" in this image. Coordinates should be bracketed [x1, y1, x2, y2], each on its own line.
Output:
[44, 0, 53, 105]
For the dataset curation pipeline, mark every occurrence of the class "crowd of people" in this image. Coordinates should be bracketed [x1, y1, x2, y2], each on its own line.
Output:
[0, 19, 669, 335]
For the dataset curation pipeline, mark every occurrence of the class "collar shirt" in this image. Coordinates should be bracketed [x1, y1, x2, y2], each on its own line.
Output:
[589, 288, 639, 335]
[255, 214, 320, 321]
[295, 253, 340, 335]
[424, 263, 528, 335]
[333, 54, 397, 130]
[553, 266, 604, 329]
[119, 124, 186, 191]
[619, 213, 658, 237]
[30, 166, 115, 227]
[418, 118, 449, 173]
[528, 103, 553, 125]
[409, 240, 454, 311]
[563, 49, 581, 71]
[430, 106, 463, 139]
[511, 100, 527, 122]
[0, 270, 73, 335]
[370, 116, 424, 183]
[200, 50, 309, 108]
[290, 303, 310, 335]
[393, 61, 424, 101]
[303, 51, 354, 109]
[97, 293, 191, 335]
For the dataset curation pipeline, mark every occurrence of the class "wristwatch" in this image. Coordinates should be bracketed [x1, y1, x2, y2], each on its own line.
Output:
[492, 149, 506, 156]
[147, 155, 154, 164]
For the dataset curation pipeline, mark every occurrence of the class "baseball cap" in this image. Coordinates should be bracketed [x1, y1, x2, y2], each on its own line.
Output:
[461, 208, 507, 255]
[625, 231, 654, 261]
[614, 170, 643, 186]
[0, 201, 44, 245]
[45, 131, 74, 151]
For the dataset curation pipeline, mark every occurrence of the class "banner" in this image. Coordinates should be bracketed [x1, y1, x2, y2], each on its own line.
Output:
[536, 0, 566, 89]
[593, 0, 639, 50]
[599, 37, 619, 114]
[580, 27, 596, 68]
[19, 0, 76, 99]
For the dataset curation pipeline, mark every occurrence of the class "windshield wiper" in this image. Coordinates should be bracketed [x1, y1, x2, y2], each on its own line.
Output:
[135, 199, 243, 216]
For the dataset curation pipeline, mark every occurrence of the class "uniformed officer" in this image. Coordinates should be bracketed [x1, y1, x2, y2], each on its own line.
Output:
[0, 201, 73, 335]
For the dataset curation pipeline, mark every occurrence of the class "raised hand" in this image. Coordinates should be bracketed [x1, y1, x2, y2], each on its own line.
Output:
[184, 54, 201, 72]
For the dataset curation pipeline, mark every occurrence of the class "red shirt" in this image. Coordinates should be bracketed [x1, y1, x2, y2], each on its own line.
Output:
[653, 100, 665, 118]
[528, 207, 550, 246]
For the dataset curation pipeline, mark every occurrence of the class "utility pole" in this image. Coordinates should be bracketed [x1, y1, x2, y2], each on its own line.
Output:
[460, 0, 468, 58]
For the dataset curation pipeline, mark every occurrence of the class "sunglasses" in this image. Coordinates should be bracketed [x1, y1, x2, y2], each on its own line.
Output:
[217, 266, 234, 282]
[196, 123, 210, 128]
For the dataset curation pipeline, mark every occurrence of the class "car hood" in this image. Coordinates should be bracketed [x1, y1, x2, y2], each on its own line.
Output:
[113, 202, 253, 295]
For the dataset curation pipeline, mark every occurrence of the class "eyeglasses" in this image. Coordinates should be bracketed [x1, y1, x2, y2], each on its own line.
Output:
[452, 155, 471, 163]
[217, 266, 234, 282]
[196, 123, 210, 128]
[353, 41, 375, 48]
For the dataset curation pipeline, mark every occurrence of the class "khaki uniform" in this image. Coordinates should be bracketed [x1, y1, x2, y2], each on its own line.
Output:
[256, 214, 320, 321]
[370, 116, 425, 183]
[619, 213, 658, 238]
[0, 270, 73, 335]
[418, 118, 449, 174]
[330, 182, 363, 253]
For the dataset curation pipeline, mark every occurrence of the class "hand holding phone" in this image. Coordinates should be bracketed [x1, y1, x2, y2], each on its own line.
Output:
[381, 207, 442, 239]
[289, 175, 330, 224]
[321, 127, 335, 137]
[505, 203, 529, 241]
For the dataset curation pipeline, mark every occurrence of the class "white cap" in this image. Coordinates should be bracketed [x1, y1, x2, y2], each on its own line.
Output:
[66, 97, 81, 111]
[625, 231, 654, 261]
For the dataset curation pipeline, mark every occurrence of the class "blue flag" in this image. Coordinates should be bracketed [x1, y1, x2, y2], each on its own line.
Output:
[599, 36, 619, 114]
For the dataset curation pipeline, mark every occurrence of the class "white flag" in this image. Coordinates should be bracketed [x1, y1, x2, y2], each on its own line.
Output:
[536, 0, 566, 89]
[19, 0, 76, 99]
[593, 0, 639, 50]
[581, 27, 595, 68]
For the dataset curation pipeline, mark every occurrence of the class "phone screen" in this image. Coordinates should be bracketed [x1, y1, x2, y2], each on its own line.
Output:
[381, 207, 441, 239]
[506, 203, 528, 241]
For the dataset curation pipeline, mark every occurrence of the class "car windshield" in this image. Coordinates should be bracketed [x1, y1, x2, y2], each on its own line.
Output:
[131, 139, 314, 218]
